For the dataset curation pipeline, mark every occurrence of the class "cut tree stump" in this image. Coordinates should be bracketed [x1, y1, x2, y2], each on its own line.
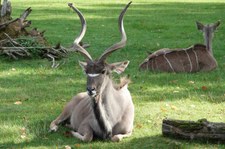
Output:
[162, 118, 225, 143]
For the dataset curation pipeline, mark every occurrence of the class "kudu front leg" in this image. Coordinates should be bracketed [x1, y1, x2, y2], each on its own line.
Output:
[111, 132, 132, 142]
[71, 124, 93, 142]
[49, 113, 70, 132]
[49, 99, 76, 132]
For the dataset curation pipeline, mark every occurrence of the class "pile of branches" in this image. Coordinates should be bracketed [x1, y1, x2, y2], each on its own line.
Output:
[0, 32, 69, 67]
[0, 0, 88, 68]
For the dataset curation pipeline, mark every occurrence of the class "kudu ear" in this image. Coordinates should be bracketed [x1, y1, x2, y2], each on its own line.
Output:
[212, 20, 220, 31]
[79, 61, 87, 72]
[109, 61, 130, 74]
[196, 21, 204, 31]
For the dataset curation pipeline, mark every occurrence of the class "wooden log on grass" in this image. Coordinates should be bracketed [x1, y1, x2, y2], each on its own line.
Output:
[162, 118, 225, 143]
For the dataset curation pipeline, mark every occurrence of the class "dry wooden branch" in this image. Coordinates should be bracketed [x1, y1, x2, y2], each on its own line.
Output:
[3, 33, 30, 55]
[18, 7, 32, 29]
[0, 35, 69, 67]
[46, 54, 60, 68]
[162, 118, 225, 143]
[0, 18, 18, 30]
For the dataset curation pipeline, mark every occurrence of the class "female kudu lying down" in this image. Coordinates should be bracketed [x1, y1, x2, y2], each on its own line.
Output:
[50, 2, 134, 142]
[139, 21, 220, 72]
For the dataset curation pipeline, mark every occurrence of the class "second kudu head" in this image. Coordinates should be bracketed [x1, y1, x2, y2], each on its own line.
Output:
[68, 2, 131, 97]
[196, 20, 220, 54]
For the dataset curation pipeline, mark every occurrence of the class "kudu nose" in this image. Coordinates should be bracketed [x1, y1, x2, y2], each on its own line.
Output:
[87, 87, 96, 96]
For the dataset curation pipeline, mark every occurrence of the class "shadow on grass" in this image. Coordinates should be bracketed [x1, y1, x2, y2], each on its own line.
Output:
[1, 126, 224, 149]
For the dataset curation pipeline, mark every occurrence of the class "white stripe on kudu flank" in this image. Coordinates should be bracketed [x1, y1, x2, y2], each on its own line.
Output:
[87, 73, 100, 77]
[163, 54, 174, 72]
[192, 49, 199, 70]
[184, 50, 192, 72]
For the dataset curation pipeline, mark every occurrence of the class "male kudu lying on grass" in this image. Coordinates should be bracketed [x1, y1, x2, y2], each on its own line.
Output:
[139, 21, 220, 72]
[50, 2, 134, 142]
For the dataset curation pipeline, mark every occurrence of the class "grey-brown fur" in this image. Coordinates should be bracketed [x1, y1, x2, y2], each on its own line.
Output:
[139, 21, 220, 72]
[50, 2, 134, 142]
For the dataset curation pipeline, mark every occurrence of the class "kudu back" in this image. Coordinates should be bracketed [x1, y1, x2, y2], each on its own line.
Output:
[139, 21, 220, 72]
[50, 2, 134, 142]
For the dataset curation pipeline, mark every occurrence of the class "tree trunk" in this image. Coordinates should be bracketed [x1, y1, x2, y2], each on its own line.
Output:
[162, 118, 225, 143]
[1, 0, 11, 18]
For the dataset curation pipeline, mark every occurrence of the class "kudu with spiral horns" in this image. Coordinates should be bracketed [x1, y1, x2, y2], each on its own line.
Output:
[50, 2, 134, 142]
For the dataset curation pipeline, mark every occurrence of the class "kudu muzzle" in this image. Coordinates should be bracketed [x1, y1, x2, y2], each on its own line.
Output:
[87, 86, 97, 97]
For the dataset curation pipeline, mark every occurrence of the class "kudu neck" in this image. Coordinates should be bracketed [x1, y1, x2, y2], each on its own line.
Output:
[92, 75, 114, 139]
[99, 75, 115, 99]
[204, 32, 213, 55]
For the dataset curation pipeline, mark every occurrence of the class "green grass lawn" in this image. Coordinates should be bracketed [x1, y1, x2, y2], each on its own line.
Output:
[1, 0, 225, 148]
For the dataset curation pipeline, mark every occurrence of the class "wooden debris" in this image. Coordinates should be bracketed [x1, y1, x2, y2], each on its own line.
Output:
[0, 0, 89, 67]
[162, 118, 225, 143]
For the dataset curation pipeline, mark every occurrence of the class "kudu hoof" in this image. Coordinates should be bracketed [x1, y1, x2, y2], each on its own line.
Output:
[111, 135, 122, 142]
[49, 123, 58, 132]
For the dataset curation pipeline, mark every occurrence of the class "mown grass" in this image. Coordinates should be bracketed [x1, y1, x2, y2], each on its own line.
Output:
[0, 0, 225, 148]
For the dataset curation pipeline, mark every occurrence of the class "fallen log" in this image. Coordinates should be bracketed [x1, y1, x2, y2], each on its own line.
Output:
[162, 118, 225, 143]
